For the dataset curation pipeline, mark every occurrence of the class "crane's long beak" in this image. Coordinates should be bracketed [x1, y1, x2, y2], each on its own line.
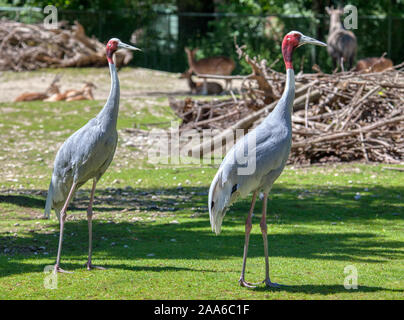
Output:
[299, 35, 327, 47]
[118, 41, 141, 51]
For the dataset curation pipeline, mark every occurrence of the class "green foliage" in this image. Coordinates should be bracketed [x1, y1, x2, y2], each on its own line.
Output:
[216, 0, 404, 16]
[181, 0, 404, 74]
[2, 1, 403, 72]
[10, 0, 175, 10]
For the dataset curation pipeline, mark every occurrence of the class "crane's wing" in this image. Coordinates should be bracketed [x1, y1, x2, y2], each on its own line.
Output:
[208, 129, 259, 234]
[44, 117, 117, 219]
[208, 163, 233, 235]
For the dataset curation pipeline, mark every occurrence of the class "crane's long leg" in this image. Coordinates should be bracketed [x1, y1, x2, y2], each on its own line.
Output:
[85, 178, 105, 271]
[260, 192, 281, 288]
[54, 182, 77, 274]
[239, 191, 258, 288]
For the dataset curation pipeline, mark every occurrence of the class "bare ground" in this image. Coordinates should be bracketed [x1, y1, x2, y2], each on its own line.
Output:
[0, 67, 191, 102]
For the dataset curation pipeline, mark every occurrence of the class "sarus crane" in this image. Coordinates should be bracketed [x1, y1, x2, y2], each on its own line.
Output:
[208, 31, 327, 288]
[44, 38, 140, 273]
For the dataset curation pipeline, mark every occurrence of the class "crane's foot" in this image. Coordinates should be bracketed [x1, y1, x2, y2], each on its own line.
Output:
[238, 277, 258, 288]
[53, 265, 73, 274]
[262, 278, 283, 288]
[85, 262, 106, 271]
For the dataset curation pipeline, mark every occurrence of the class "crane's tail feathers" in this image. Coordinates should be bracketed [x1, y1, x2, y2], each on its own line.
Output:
[44, 181, 53, 219]
[208, 171, 233, 235]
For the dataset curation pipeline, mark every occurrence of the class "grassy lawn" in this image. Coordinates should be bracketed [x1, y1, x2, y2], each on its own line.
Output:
[0, 68, 403, 300]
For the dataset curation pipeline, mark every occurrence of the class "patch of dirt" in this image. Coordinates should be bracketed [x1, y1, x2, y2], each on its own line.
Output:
[0, 67, 190, 102]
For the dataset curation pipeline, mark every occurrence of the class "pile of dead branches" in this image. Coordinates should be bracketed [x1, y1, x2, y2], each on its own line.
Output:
[0, 19, 133, 71]
[290, 68, 403, 164]
[170, 46, 404, 164]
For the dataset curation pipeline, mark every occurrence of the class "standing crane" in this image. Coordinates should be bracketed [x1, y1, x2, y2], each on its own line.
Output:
[208, 31, 326, 288]
[44, 38, 140, 273]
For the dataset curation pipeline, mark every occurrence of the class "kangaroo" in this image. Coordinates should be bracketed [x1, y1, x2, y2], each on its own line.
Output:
[180, 69, 223, 95]
[326, 6, 357, 72]
[185, 47, 235, 91]
[355, 57, 393, 73]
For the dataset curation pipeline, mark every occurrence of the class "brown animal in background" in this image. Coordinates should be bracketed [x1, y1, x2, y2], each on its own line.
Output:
[14, 75, 61, 102]
[326, 6, 357, 71]
[180, 69, 223, 95]
[44, 92, 66, 102]
[65, 82, 96, 101]
[185, 47, 235, 90]
[355, 57, 393, 73]
[45, 82, 96, 102]
[14, 92, 49, 102]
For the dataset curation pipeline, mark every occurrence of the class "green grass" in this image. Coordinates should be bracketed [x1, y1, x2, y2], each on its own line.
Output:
[0, 68, 403, 300]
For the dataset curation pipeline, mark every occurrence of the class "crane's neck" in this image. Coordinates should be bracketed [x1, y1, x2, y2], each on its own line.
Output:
[263, 36, 296, 126]
[266, 68, 295, 125]
[97, 62, 120, 130]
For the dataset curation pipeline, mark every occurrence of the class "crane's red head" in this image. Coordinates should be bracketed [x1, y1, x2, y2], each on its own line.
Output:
[106, 38, 141, 64]
[281, 31, 327, 70]
[106, 38, 120, 64]
[282, 32, 301, 70]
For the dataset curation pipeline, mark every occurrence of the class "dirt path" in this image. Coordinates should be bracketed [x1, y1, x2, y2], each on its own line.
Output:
[0, 67, 192, 102]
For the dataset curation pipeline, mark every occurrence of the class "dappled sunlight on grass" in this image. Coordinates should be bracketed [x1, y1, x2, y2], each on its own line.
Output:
[1, 182, 403, 298]
[0, 68, 403, 299]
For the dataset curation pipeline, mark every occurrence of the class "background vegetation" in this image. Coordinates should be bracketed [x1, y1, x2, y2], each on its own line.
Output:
[1, 0, 403, 74]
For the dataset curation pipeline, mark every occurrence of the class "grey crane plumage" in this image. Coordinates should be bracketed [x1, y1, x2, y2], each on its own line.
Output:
[208, 31, 326, 288]
[44, 38, 140, 273]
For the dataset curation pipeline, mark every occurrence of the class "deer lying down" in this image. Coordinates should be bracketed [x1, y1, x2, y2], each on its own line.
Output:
[355, 57, 393, 73]
[180, 70, 223, 95]
[14, 75, 61, 102]
[185, 47, 235, 91]
[44, 82, 96, 102]
[15, 92, 49, 102]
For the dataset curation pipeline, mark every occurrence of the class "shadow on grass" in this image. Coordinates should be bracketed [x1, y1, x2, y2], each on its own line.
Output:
[0, 194, 44, 209]
[1, 184, 403, 221]
[251, 284, 404, 294]
[0, 260, 202, 277]
[0, 185, 403, 283]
